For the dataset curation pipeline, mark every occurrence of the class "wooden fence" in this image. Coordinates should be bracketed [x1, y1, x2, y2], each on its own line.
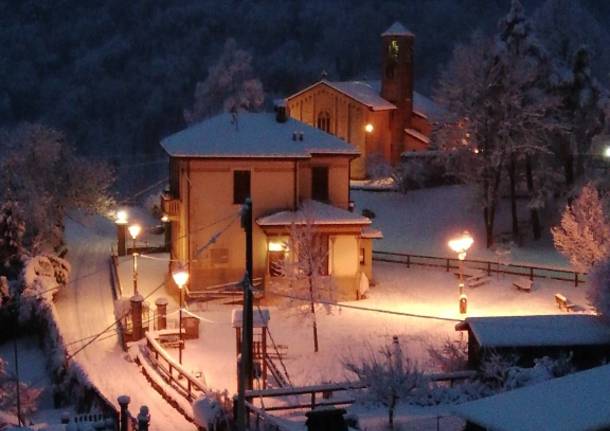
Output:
[143, 331, 207, 402]
[373, 250, 586, 287]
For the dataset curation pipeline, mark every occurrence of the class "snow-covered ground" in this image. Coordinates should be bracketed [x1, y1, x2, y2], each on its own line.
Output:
[351, 185, 570, 268]
[53, 213, 194, 430]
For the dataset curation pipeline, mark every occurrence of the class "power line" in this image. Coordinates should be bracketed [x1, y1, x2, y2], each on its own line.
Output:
[270, 291, 462, 323]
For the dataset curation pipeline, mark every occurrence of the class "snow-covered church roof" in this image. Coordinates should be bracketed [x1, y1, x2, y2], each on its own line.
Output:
[452, 364, 610, 431]
[456, 315, 610, 348]
[161, 113, 359, 158]
[257, 200, 371, 227]
[381, 21, 414, 37]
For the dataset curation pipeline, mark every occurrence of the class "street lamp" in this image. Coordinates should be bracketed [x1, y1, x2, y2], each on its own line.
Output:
[448, 231, 474, 314]
[604, 146, 610, 159]
[172, 266, 189, 365]
[128, 224, 142, 296]
[364, 123, 374, 134]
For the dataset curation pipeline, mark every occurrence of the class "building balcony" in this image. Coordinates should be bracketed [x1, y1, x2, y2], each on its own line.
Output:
[161, 193, 180, 220]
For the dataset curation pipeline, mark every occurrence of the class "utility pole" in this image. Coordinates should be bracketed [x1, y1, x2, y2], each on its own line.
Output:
[237, 198, 254, 431]
[13, 288, 23, 426]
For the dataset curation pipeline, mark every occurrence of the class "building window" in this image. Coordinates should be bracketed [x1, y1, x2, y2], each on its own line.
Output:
[360, 248, 365, 265]
[311, 166, 329, 202]
[233, 170, 250, 204]
[317, 111, 331, 133]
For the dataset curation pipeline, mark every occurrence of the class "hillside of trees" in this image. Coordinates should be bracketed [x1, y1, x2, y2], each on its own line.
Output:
[1, 0, 608, 169]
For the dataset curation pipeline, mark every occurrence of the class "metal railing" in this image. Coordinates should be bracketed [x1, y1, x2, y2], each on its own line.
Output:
[373, 250, 586, 287]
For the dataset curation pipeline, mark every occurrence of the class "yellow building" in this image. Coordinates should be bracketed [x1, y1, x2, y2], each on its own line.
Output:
[286, 22, 439, 179]
[161, 112, 381, 299]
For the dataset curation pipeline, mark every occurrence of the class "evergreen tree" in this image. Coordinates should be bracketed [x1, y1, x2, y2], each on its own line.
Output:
[0, 200, 26, 276]
[552, 183, 610, 271]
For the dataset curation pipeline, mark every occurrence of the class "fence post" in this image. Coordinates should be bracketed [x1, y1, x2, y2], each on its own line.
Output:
[406, 255, 410, 268]
[446, 259, 450, 272]
[155, 297, 168, 330]
[575, 272, 579, 287]
[117, 395, 130, 431]
[529, 267, 534, 281]
[137, 406, 150, 431]
[487, 261, 491, 276]
[311, 392, 316, 410]
[130, 295, 144, 341]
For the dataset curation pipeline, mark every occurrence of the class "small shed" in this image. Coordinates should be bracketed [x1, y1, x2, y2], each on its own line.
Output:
[452, 364, 610, 431]
[455, 315, 610, 369]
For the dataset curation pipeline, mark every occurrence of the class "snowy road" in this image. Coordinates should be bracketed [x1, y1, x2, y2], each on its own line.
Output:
[54, 216, 194, 430]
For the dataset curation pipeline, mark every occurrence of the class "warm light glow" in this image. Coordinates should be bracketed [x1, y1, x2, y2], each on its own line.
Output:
[161, 214, 169, 223]
[268, 241, 286, 252]
[128, 224, 142, 240]
[604, 146, 610, 158]
[115, 210, 128, 225]
[364, 123, 374, 133]
[172, 267, 189, 289]
[448, 231, 474, 255]
[473, 148, 479, 154]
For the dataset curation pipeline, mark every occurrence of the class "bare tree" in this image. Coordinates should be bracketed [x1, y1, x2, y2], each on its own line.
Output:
[270, 202, 336, 353]
[344, 338, 423, 429]
[184, 39, 265, 124]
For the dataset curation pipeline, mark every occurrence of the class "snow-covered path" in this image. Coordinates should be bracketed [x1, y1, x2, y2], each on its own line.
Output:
[54, 216, 194, 430]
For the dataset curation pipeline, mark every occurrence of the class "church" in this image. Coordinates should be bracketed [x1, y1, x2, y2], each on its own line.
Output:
[285, 22, 439, 179]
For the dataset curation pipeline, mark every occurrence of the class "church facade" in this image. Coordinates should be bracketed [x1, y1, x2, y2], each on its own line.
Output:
[285, 22, 438, 179]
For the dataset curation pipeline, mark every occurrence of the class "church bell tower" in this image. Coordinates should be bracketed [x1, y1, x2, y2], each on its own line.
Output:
[380, 22, 415, 162]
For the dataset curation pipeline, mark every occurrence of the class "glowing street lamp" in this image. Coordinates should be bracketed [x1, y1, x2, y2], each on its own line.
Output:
[448, 231, 474, 314]
[364, 123, 374, 133]
[172, 266, 190, 365]
[604, 146, 610, 159]
[128, 224, 142, 296]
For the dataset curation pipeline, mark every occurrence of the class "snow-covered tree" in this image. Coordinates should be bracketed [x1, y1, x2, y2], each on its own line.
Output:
[344, 338, 423, 429]
[552, 46, 607, 187]
[552, 183, 610, 271]
[0, 124, 114, 253]
[0, 201, 26, 274]
[0, 357, 42, 421]
[269, 202, 336, 353]
[184, 39, 265, 124]
[588, 259, 610, 321]
[426, 337, 468, 373]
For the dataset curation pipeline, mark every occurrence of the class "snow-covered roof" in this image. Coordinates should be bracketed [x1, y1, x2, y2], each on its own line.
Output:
[257, 200, 371, 227]
[413, 91, 444, 120]
[404, 128, 430, 145]
[161, 113, 359, 158]
[452, 364, 610, 431]
[381, 22, 414, 37]
[361, 226, 384, 239]
[231, 307, 270, 328]
[288, 80, 397, 111]
[455, 315, 610, 348]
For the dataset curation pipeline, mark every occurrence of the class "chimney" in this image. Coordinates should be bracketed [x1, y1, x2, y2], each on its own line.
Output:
[274, 99, 288, 123]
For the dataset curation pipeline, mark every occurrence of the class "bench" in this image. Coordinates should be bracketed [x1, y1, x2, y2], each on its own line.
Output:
[466, 270, 491, 288]
[513, 277, 533, 292]
[157, 328, 185, 348]
[555, 293, 576, 312]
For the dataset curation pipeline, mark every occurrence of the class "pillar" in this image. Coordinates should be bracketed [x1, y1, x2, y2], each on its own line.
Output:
[155, 297, 168, 330]
[116, 223, 127, 256]
[117, 395, 130, 431]
[130, 295, 144, 341]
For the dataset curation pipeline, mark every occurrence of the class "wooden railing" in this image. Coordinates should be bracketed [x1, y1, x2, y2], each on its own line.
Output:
[161, 194, 180, 220]
[373, 250, 586, 287]
[144, 331, 207, 402]
[245, 370, 476, 412]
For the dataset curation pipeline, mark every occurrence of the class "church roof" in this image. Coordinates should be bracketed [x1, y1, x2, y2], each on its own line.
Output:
[287, 80, 397, 111]
[161, 113, 359, 159]
[381, 22, 414, 37]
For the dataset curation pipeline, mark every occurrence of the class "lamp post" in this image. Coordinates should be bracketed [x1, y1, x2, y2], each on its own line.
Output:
[128, 224, 142, 296]
[448, 231, 474, 314]
[172, 266, 189, 365]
